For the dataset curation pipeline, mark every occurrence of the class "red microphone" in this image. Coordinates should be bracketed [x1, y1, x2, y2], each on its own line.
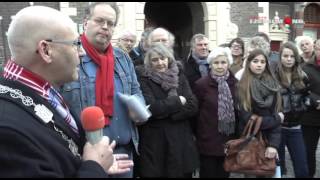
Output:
[81, 106, 105, 145]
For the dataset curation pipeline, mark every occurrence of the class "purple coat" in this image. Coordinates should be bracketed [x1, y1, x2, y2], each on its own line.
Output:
[193, 72, 238, 156]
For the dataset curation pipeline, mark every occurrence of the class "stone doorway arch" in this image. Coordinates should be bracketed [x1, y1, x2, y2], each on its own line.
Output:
[143, 2, 207, 59]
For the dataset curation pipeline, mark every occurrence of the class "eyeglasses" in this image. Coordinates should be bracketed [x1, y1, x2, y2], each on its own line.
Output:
[121, 38, 135, 43]
[91, 17, 115, 28]
[45, 39, 82, 50]
[231, 44, 242, 49]
[152, 39, 168, 43]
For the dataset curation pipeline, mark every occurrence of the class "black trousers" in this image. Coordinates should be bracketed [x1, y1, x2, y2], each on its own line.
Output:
[199, 154, 229, 178]
[302, 125, 320, 177]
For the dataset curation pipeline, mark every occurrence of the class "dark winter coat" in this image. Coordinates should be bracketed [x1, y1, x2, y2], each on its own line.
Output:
[302, 57, 320, 126]
[135, 64, 199, 177]
[279, 86, 308, 127]
[238, 96, 282, 149]
[0, 78, 107, 178]
[193, 72, 238, 156]
[183, 54, 203, 91]
[271, 62, 309, 127]
[129, 44, 145, 67]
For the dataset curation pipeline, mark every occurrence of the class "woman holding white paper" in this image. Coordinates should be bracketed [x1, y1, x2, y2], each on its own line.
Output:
[135, 43, 199, 178]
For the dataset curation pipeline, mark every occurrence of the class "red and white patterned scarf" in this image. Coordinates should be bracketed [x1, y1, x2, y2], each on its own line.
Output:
[3, 60, 79, 135]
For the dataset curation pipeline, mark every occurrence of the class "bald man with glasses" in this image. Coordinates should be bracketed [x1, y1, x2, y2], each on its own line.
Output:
[0, 5, 133, 178]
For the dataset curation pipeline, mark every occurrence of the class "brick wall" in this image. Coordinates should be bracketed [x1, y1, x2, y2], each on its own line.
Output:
[0, 2, 300, 64]
[0, 2, 59, 64]
[0, 2, 29, 63]
[230, 2, 261, 38]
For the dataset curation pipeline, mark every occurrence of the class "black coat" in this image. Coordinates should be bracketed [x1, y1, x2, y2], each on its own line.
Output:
[302, 59, 320, 126]
[238, 97, 282, 149]
[136, 65, 199, 177]
[0, 78, 107, 178]
[129, 45, 145, 67]
[279, 86, 308, 127]
[183, 54, 203, 91]
[271, 62, 309, 127]
[183, 55, 208, 133]
[193, 73, 238, 156]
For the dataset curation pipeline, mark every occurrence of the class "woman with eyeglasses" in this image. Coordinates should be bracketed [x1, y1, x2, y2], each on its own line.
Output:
[228, 38, 245, 75]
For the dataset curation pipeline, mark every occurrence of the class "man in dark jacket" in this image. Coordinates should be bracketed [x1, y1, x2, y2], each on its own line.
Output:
[0, 6, 132, 178]
[301, 39, 320, 178]
[183, 34, 210, 91]
[182, 34, 210, 134]
[129, 27, 154, 67]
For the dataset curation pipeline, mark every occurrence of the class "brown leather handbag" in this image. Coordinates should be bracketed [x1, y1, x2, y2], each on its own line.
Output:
[223, 115, 276, 176]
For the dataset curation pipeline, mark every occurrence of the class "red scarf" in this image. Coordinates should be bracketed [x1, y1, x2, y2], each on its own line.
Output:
[316, 58, 320, 66]
[81, 35, 114, 126]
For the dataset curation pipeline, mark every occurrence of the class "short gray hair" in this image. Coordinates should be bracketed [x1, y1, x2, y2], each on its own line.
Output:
[207, 47, 233, 65]
[147, 27, 175, 48]
[190, 33, 208, 49]
[140, 27, 154, 51]
[295, 35, 314, 50]
[118, 29, 136, 40]
[246, 36, 270, 56]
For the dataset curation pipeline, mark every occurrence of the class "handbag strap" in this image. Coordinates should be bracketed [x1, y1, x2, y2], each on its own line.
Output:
[242, 114, 263, 138]
[242, 114, 256, 137]
[252, 116, 262, 135]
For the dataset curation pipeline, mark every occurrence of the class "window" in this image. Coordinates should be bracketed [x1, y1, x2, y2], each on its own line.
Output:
[304, 3, 320, 24]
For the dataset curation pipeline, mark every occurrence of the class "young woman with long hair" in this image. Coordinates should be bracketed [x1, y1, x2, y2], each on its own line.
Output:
[273, 41, 309, 177]
[237, 49, 283, 177]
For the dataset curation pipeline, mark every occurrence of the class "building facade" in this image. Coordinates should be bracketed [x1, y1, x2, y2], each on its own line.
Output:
[0, 2, 319, 64]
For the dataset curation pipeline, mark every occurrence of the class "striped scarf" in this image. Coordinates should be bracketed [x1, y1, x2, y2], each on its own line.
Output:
[211, 71, 236, 136]
[3, 60, 79, 135]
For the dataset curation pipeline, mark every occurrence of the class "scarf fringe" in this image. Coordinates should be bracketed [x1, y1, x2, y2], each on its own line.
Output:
[218, 121, 235, 136]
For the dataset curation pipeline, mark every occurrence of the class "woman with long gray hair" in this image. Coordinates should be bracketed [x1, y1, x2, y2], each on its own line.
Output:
[237, 49, 283, 177]
[135, 43, 199, 178]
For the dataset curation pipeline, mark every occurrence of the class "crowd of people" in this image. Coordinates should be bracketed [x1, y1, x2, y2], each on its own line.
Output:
[0, 2, 319, 178]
